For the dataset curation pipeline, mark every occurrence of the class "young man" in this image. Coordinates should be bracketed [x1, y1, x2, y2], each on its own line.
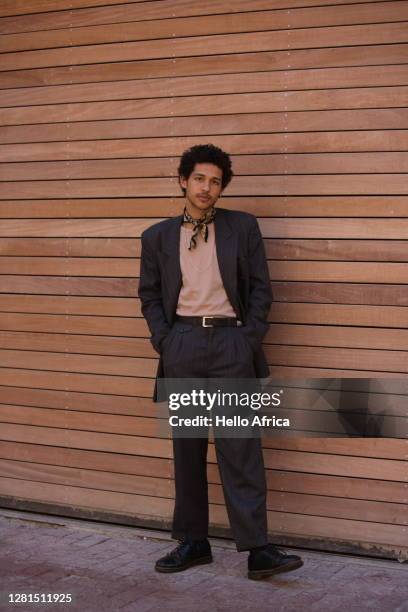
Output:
[138, 144, 303, 580]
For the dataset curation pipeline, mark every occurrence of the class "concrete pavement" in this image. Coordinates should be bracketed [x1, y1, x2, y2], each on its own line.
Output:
[0, 508, 406, 612]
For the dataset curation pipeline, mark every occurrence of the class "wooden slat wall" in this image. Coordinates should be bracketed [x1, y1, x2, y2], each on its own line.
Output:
[0, 0, 407, 559]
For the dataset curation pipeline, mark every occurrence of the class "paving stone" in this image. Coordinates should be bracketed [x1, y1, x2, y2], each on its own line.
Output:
[0, 512, 407, 612]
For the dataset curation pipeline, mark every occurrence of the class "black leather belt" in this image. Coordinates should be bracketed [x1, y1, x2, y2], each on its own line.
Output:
[175, 315, 240, 327]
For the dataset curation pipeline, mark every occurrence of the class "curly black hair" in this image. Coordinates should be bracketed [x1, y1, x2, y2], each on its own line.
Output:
[177, 143, 234, 196]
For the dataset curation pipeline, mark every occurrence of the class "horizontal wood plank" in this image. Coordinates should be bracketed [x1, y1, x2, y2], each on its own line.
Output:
[0, 295, 406, 327]
[0, 458, 405, 524]
[2, 65, 408, 107]
[2, 44, 407, 89]
[2, 87, 407, 125]
[2, 218, 408, 238]
[0, 476, 405, 551]
[0, 446, 404, 501]
[1, 23, 406, 70]
[0, 0, 392, 28]
[1, 197, 408, 218]
[3, 3, 408, 54]
[2, 112, 408, 145]
[2, 257, 408, 282]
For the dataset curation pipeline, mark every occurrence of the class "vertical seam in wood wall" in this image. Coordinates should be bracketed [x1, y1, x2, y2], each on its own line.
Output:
[65, 5, 73, 408]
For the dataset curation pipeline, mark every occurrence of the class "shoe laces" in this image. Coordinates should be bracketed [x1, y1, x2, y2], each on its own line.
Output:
[166, 539, 190, 560]
[269, 545, 296, 560]
[251, 543, 287, 557]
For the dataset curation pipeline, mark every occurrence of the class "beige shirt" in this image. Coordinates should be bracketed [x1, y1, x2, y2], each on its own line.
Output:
[176, 224, 237, 317]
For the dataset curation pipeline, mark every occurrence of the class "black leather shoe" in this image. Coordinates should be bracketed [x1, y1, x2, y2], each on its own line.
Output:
[248, 544, 303, 580]
[155, 539, 213, 573]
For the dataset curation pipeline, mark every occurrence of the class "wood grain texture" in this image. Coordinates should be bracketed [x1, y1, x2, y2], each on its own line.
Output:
[0, 0, 397, 31]
[2, 3, 408, 53]
[2, 44, 407, 89]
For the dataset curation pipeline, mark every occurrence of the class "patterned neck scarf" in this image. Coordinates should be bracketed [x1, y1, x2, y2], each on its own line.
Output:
[183, 205, 217, 250]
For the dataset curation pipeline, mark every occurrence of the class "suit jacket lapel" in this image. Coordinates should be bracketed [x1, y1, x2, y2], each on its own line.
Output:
[214, 208, 239, 316]
[161, 214, 183, 321]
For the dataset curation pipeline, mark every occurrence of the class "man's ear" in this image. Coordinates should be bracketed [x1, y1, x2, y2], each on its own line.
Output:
[178, 176, 186, 195]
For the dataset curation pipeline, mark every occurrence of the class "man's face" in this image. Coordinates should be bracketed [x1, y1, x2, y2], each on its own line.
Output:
[179, 162, 223, 215]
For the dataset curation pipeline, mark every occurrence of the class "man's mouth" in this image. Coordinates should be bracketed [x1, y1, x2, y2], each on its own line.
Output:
[198, 196, 210, 202]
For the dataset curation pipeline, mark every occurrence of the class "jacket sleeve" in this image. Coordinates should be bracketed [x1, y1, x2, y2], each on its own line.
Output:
[138, 230, 171, 354]
[240, 216, 273, 351]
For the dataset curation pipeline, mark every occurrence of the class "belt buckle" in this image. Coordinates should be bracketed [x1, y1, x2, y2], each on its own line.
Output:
[202, 316, 213, 327]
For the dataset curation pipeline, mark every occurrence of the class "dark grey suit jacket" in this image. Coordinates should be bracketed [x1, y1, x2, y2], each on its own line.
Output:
[138, 207, 273, 402]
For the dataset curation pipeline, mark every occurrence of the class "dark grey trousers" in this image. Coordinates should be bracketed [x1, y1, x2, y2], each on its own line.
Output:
[162, 319, 268, 552]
